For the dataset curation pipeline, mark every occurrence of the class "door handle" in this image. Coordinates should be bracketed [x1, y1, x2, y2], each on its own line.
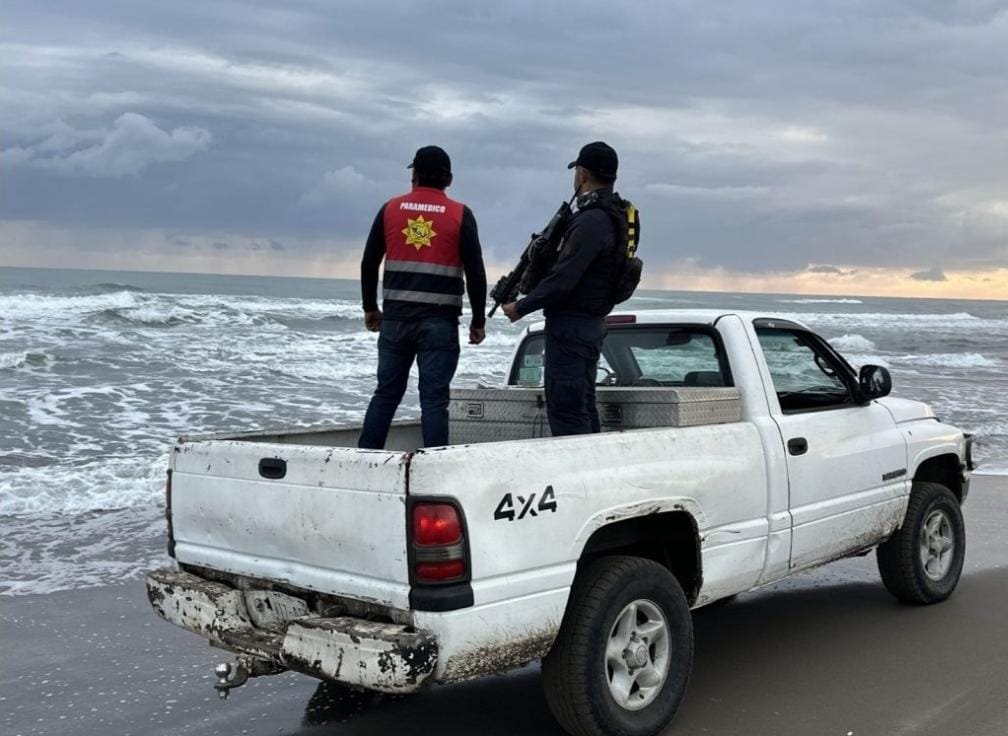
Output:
[787, 437, 808, 456]
[258, 457, 287, 479]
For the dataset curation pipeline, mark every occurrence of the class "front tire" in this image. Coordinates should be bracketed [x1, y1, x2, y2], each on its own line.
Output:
[877, 481, 965, 604]
[541, 556, 693, 736]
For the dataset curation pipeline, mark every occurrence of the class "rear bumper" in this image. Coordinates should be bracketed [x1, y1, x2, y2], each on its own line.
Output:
[145, 568, 437, 693]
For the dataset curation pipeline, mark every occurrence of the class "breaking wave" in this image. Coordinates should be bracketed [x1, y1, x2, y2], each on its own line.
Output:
[827, 334, 891, 367]
[0, 456, 164, 516]
[0, 290, 141, 321]
[0, 351, 49, 371]
[973, 459, 1008, 476]
[828, 334, 877, 352]
[0, 352, 27, 370]
[780, 311, 1005, 335]
[92, 282, 146, 293]
[783, 311, 983, 324]
[476, 330, 524, 347]
[0, 289, 373, 328]
[893, 353, 999, 369]
[96, 306, 196, 326]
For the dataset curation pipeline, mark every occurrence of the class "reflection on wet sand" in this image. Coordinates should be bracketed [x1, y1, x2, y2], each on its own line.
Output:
[302, 682, 397, 727]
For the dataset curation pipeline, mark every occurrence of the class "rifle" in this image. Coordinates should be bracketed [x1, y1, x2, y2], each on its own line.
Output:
[488, 195, 575, 317]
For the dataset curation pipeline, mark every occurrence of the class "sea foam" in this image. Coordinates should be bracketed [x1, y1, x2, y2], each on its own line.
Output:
[0, 352, 27, 370]
[894, 353, 999, 369]
[828, 334, 877, 352]
[778, 311, 1006, 336]
[0, 456, 164, 516]
[0, 290, 141, 321]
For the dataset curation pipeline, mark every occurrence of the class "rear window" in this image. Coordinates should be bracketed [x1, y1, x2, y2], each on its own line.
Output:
[510, 326, 730, 387]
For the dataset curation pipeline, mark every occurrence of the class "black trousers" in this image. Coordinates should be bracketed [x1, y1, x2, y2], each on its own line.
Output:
[543, 315, 607, 436]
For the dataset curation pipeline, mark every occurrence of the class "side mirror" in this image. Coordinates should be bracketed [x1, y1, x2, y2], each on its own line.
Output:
[859, 365, 892, 401]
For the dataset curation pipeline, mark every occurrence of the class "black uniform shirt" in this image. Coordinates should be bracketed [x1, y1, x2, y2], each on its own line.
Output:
[516, 189, 620, 319]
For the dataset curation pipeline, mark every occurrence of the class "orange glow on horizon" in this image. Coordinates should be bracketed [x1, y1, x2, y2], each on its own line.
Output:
[1, 220, 1005, 301]
[646, 267, 1008, 301]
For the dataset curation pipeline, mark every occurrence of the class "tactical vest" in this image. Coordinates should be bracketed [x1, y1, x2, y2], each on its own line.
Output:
[382, 187, 465, 312]
[603, 194, 642, 305]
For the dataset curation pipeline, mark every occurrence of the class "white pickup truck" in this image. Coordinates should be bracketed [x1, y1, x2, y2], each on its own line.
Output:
[146, 309, 973, 736]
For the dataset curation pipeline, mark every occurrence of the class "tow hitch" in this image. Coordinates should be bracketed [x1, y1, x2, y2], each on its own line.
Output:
[213, 656, 285, 699]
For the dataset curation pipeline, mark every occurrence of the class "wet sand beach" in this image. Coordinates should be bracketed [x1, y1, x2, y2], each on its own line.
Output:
[4, 472, 1006, 736]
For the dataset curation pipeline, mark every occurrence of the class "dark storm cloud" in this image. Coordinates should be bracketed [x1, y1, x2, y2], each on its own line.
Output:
[1, 113, 211, 177]
[910, 267, 948, 281]
[1, 0, 1006, 274]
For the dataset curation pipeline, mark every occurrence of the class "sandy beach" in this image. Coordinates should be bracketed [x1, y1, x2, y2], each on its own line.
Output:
[4, 471, 1005, 736]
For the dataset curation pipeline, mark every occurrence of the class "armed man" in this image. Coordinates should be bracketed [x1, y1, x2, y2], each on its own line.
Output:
[359, 145, 487, 450]
[502, 141, 639, 436]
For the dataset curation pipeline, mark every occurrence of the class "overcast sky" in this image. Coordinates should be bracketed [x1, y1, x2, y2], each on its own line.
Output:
[2, 0, 1007, 298]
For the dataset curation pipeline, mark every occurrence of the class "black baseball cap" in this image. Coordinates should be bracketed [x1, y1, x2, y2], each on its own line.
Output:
[408, 145, 451, 175]
[568, 141, 618, 178]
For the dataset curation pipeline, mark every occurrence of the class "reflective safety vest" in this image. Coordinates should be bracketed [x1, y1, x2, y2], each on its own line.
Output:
[382, 187, 465, 312]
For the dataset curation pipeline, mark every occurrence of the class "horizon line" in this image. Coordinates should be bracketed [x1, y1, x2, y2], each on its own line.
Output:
[2, 263, 1006, 303]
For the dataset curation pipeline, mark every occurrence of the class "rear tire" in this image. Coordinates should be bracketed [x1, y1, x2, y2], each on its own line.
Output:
[877, 481, 965, 604]
[541, 556, 693, 736]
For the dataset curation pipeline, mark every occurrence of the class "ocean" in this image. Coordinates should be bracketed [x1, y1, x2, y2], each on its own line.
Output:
[1, 266, 1006, 596]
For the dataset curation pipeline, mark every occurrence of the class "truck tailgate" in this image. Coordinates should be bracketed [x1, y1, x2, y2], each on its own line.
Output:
[170, 440, 411, 609]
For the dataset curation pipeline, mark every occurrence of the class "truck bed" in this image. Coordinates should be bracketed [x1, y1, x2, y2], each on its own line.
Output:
[167, 385, 747, 612]
[191, 386, 743, 449]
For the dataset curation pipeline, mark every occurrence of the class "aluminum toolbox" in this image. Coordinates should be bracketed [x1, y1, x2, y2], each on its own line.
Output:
[449, 386, 742, 444]
[450, 388, 550, 444]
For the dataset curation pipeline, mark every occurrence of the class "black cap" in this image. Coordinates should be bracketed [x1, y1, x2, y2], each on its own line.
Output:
[408, 145, 451, 175]
[567, 141, 618, 178]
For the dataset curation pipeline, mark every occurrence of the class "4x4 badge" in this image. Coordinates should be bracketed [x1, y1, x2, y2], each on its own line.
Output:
[494, 486, 557, 522]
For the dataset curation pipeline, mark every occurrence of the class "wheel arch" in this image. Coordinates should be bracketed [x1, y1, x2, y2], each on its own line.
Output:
[577, 509, 702, 605]
[913, 452, 965, 502]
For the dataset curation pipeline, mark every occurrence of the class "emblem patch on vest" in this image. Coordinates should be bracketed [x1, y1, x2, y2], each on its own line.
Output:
[402, 215, 437, 250]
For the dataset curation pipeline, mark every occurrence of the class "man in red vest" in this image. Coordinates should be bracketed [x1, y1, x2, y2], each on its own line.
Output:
[359, 146, 487, 449]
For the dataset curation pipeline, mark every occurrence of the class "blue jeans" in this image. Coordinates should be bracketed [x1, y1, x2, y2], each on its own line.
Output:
[359, 318, 460, 449]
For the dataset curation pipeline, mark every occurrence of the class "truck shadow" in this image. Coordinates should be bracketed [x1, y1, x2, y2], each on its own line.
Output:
[297, 568, 1008, 735]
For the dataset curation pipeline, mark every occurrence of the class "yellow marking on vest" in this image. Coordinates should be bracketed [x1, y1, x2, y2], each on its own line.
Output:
[402, 215, 438, 250]
[625, 203, 639, 257]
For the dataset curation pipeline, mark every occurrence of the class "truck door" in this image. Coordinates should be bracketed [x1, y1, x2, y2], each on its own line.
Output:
[753, 324, 909, 571]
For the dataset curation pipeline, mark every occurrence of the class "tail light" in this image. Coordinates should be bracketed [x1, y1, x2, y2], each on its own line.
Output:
[411, 502, 467, 583]
[165, 468, 176, 558]
[606, 314, 636, 324]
